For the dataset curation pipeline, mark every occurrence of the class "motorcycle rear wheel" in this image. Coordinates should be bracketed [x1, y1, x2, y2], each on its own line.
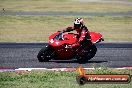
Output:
[37, 45, 53, 62]
[85, 44, 97, 59]
[77, 44, 97, 63]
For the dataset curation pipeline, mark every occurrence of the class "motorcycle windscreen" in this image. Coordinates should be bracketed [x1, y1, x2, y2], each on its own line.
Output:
[89, 32, 103, 43]
[49, 32, 60, 40]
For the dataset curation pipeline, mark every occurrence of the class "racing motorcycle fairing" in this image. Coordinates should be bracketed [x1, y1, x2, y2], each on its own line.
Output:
[49, 32, 79, 47]
[89, 32, 104, 43]
[37, 30, 104, 62]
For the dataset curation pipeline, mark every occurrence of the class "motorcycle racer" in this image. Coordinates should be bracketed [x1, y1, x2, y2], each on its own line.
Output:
[62, 18, 92, 48]
[37, 18, 103, 62]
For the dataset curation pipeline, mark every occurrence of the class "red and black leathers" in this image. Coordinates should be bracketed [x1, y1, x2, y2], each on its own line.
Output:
[63, 25, 91, 48]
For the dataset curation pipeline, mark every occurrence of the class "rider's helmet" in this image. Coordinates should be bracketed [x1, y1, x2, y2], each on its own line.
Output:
[74, 18, 84, 29]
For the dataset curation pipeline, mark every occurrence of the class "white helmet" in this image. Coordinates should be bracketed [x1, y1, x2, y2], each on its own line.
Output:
[74, 18, 84, 29]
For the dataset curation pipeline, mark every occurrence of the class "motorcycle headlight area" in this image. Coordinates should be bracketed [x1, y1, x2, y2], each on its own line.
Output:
[50, 39, 54, 43]
[55, 42, 59, 45]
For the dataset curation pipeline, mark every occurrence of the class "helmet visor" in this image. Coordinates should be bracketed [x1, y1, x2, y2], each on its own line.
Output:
[74, 24, 81, 29]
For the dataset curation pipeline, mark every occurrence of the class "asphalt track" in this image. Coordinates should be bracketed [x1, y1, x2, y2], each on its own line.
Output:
[0, 43, 132, 69]
[0, 12, 132, 16]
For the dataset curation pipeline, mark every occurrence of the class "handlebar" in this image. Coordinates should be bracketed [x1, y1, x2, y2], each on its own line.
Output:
[53, 32, 63, 40]
[54, 32, 71, 40]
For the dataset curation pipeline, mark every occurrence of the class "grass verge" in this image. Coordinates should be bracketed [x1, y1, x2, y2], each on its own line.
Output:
[0, 0, 132, 13]
[0, 69, 132, 88]
[0, 16, 132, 42]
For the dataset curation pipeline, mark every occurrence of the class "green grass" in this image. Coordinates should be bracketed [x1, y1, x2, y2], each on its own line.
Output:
[0, 16, 132, 42]
[0, 0, 132, 13]
[0, 69, 132, 88]
[128, 0, 132, 2]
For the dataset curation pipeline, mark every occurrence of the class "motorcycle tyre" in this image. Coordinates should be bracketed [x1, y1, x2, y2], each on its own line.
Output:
[37, 45, 53, 62]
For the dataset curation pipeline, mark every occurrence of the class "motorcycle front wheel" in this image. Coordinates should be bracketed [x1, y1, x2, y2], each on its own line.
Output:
[37, 45, 53, 62]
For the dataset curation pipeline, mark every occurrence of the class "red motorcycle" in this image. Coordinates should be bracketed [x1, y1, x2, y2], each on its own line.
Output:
[37, 30, 104, 63]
